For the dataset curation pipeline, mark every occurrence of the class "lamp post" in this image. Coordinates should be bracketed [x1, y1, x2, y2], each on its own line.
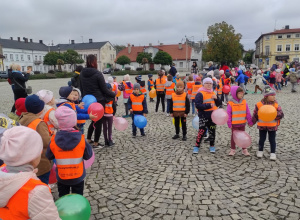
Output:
[185, 36, 194, 71]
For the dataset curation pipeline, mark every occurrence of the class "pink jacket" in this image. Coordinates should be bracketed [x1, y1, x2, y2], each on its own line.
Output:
[0, 166, 61, 220]
[275, 72, 283, 82]
[122, 81, 133, 99]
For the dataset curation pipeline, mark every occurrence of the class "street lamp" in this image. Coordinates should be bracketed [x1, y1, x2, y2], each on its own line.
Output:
[185, 35, 194, 71]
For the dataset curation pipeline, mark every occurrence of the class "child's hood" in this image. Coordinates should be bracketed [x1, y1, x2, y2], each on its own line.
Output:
[165, 81, 173, 87]
[56, 98, 73, 107]
[230, 86, 243, 103]
[0, 169, 37, 207]
[54, 130, 82, 150]
[131, 92, 143, 97]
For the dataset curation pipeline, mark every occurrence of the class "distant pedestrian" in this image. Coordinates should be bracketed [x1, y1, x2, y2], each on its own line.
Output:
[169, 63, 177, 77]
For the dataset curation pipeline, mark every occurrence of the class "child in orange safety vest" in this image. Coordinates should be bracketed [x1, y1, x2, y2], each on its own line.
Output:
[36, 89, 59, 135]
[128, 83, 148, 137]
[227, 86, 253, 156]
[190, 76, 203, 116]
[46, 106, 93, 197]
[0, 126, 60, 219]
[170, 81, 190, 141]
[103, 83, 116, 146]
[165, 75, 176, 116]
[147, 74, 154, 102]
[186, 74, 195, 116]
[193, 77, 221, 154]
[251, 85, 284, 160]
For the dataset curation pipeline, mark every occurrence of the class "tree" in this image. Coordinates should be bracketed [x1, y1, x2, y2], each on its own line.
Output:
[153, 51, 172, 66]
[116, 55, 131, 67]
[57, 59, 64, 72]
[114, 44, 126, 54]
[63, 49, 84, 71]
[243, 50, 255, 64]
[43, 52, 62, 70]
[136, 52, 152, 70]
[202, 21, 242, 65]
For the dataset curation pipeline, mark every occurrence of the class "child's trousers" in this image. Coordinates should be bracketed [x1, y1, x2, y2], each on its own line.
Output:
[103, 116, 113, 142]
[195, 117, 216, 147]
[57, 180, 84, 198]
[174, 116, 187, 136]
[259, 130, 276, 153]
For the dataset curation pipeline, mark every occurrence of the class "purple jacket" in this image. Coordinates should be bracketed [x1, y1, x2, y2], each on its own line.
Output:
[227, 86, 253, 128]
[122, 81, 133, 99]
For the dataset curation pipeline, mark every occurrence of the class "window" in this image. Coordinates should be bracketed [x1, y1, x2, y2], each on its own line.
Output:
[265, 46, 270, 55]
[265, 35, 270, 40]
[21, 55, 24, 61]
[277, 45, 282, 51]
[287, 34, 291, 38]
[179, 62, 183, 67]
[27, 55, 31, 61]
[296, 34, 300, 38]
[4, 54, 7, 60]
[10, 54, 13, 60]
[39, 56, 41, 61]
[286, 44, 291, 51]
[15, 54, 19, 61]
[109, 46, 111, 50]
[35, 55, 37, 61]
[295, 44, 299, 51]
[22, 66, 25, 71]
[277, 35, 282, 39]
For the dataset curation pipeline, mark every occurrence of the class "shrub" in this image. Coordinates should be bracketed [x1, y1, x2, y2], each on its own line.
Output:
[136, 67, 143, 71]
[125, 67, 131, 71]
[114, 68, 120, 72]
[48, 70, 55, 74]
[149, 68, 155, 71]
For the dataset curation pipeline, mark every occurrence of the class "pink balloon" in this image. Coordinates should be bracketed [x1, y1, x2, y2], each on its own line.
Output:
[49, 164, 57, 184]
[222, 85, 230, 94]
[88, 103, 104, 122]
[84, 150, 95, 169]
[233, 130, 252, 148]
[113, 117, 128, 131]
[211, 109, 228, 125]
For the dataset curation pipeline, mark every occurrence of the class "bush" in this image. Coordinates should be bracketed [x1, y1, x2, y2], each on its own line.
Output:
[29, 74, 48, 80]
[125, 67, 131, 71]
[114, 68, 120, 72]
[149, 68, 155, 71]
[55, 72, 73, 78]
[48, 70, 55, 74]
[112, 70, 157, 76]
[136, 67, 143, 71]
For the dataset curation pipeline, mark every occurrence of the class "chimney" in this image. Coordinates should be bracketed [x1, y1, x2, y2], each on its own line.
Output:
[10, 37, 13, 40]
[18, 37, 20, 42]
[285, 25, 289, 29]
[39, 40, 43, 44]
[160, 43, 163, 46]
[71, 40, 75, 44]
[25, 38, 28, 43]
[128, 44, 131, 54]
[149, 43, 152, 46]
[179, 43, 182, 49]
[89, 39, 93, 43]
[30, 39, 33, 43]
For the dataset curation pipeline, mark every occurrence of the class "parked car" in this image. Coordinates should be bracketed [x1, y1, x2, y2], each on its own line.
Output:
[102, 68, 112, 74]
[0, 71, 8, 79]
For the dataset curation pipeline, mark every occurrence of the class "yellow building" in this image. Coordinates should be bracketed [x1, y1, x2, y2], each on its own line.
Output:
[254, 25, 300, 68]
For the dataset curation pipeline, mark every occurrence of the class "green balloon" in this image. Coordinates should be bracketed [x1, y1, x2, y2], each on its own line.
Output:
[55, 194, 91, 220]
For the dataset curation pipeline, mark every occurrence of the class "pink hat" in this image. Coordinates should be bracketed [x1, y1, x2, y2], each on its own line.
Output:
[0, 126, 43, 166]
[36, 90, 54, 104]
[55, 106, 77, 130]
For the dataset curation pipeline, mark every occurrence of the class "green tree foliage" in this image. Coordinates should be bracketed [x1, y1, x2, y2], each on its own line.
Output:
[202, 21, 242, 64]
[136, 52, 152, 64]
[116, 55, 131, 66]
[243, 50, 255, 64]
[153, 51, 172, 66]
[43, 52, 62, 69]
[62, 49, 84, 70]
[57, 59, 64, 72]
[114, 44, 126, 54]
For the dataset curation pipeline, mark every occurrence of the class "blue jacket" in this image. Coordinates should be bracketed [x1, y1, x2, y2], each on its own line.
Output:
[56, 99, 90, 120]
[235, 70, 249, 84]
[195, 90, 221, 119]
[127, 93, 148, 115]
[46, 130, 93, 185]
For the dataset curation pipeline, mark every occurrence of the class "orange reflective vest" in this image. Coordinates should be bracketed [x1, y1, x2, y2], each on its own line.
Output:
[27, 118, 43, 131]
[105, 101, 113, 114]
[123, 81, 133, 94]
[200, 91, 218, 111]
[0, 178, 50, 220]
[113, 84, 117, 93]
[148, 79, 154, 90]
[130, 94, 144, 111]
[217, 79, 223, 95]
[186, 81, 195, 95]
[59, 102, 85, 125]
[163, 75, 167, 81]
[190, 84, 202, 100]
[77, 104, 86, 125]
[0, 163, 6, 168]
[165, 82, 175, 99]
[228, 99, 247, 124]
[175, 78, 181, 84]
[49, 134, 85, 180]
[172, 92, 187, 111]
[43, 108, 55, 135]
[257, 102, 280, 127]
[156, 78, 166, 92]
[140, 86, 147, 95]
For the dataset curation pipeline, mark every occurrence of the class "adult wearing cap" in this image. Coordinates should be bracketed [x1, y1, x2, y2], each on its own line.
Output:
[80, 55, 115, 147]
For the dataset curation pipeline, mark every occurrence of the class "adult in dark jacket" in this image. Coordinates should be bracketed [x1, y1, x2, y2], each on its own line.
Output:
[169, 63, 177, 77]
[80, 55, 115, 147]
[71, 65, 83, 88]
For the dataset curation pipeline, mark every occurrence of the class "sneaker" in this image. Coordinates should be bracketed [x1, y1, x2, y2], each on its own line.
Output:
[193, 147, 199, 154]
[132, 134, 136, 138]
[204, 133, 209, 139]
[166, 113, 170, 116]
[182, 136, 187, 141]
[270, 153, 276, 160]
[92, 142, 103, 149]
[141, 133, 146, 136]
[228, 149, 236, 156]
[104, 140, 109, 147]
[209, 146, 216, 153]
[192, 114, 196, 117]
[242, 149, 250, 156]
[108, 140, 115, 146]
[172, 134, 180, 139]
[256, 151, 263, 158]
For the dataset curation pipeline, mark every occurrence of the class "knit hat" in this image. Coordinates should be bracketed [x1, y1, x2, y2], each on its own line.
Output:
[148, 74, 153, 78]
[55, 106, 77, 130]
[72, 88, 81, 100]
[219, 70, 224, 75]
[25, 94, 45, 114]
[59, 86, 73, 98]
[195, 77, 202, 82]
[106, 83, 112, 89]
[15, 98, 27, 116]
[107, 76, 114, 84]
[36, 90, 54, 104]
[0, 126, 43, 166]
[176, 73, 180, 76]
[133, 83, 140, 90]
[207, 71, 214, 77]
[112, 76, 116, 79]
[176, 81, 184, 88]
[262, 85, 276, 97]
[135, 75, 142, 82]
[203, 77, 213, 84]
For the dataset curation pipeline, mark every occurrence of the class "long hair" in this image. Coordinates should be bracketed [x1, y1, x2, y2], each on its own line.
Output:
[86, 54, 97, 69]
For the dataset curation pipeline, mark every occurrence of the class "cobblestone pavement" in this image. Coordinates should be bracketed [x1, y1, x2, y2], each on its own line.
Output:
[0, 76, 299, 220]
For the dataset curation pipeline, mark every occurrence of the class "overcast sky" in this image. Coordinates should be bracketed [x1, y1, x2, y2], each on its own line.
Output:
[1, 0, 299, 50]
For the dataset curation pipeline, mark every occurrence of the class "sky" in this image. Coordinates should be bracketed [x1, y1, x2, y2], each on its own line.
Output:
[1, 0, 299, 50]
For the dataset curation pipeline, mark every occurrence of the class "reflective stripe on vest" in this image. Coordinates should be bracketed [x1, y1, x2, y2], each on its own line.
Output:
[156, 78, 166, 91]
[190, 85, 202, 100]
[49, 135, 85, 180]
[27, 118, 43, 131]
[165, 83, 175, 97]
[186, 82, 195, 95]
[257, 101, 279, 127]
[123, 82, 133, 94]
[0, 178, 50, 220]
[130, 94, 144, 111]
[200, 91, 218, 111]
[172, 92, 186, 111]
[43, 108, 55, 135]
[228, 99, 247, 124]
[105, 101, 113, 114]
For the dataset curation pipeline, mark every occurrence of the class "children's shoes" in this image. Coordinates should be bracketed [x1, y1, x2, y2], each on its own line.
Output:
[172, 134, 180, 139]
[209, 146, 216, 153]
[270, 153, 276, 160]
[182, 136, 187, 141]
[256, 151, 263, 158]
[193, 147, 199, 154]
[242, 149, 250, 156]
[228, 149, 236, 156]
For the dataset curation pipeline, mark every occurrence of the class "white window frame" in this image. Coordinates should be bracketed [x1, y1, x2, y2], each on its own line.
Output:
[10, 54, 13, 60]
[27, 55, 31, 61]
[21, 55, 24, 61]
[287, 34, 291, 38]
[15, 54, 19, 61]
[296, 34, 300, 38]
[277, 35, 283, 39]
[277, 45, 282, 52]
[286, 44, 291, 51]
[265, 46, 270, 55]
[4, 54, 7, 60]
[295, 44, 299, 51]
[265, 35, 270, 40]
[179, 62, 183, 67]
[35, 55, 38, 61]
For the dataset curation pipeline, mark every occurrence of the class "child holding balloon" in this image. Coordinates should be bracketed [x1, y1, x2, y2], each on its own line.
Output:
[227, 86, 253, 156]
[103, 83, 116, 146]
[128, 83, 148, 137]
[46, 106, 93, 197]
[252, 86, 284, 160]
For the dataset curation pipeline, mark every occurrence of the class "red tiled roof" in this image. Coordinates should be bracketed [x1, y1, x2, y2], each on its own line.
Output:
[116, 44, 192, 62]
[255, 28, 300, 43]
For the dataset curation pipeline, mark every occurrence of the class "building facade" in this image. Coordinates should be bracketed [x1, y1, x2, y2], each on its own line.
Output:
[254, 26, 300, 68]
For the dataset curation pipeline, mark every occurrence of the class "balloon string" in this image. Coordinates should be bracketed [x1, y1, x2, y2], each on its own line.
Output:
[93, 121, 96, 130]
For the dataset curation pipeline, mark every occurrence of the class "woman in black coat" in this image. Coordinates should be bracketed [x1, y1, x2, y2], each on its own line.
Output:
[80, 55, 116, 147]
